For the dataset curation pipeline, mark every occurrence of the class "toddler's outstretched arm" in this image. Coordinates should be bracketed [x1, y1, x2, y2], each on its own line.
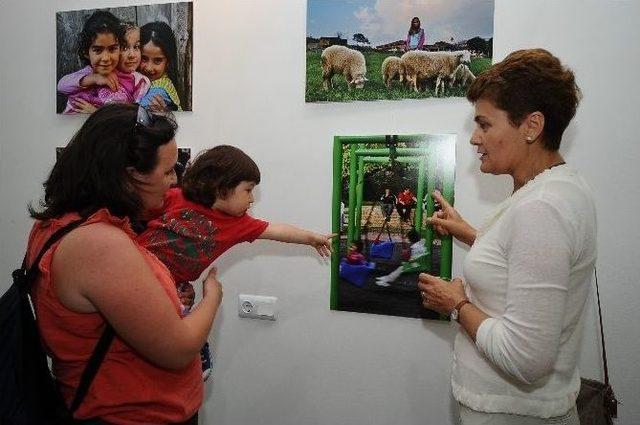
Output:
[259, 223, 335, 258]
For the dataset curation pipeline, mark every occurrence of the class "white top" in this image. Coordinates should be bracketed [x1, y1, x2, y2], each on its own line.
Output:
[451, 165, 597, 418]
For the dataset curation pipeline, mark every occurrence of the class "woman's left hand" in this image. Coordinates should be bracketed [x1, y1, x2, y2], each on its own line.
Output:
[418, 273, 467, 315]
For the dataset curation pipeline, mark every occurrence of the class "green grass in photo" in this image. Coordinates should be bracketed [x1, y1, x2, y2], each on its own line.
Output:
[305, 50, 492, 103]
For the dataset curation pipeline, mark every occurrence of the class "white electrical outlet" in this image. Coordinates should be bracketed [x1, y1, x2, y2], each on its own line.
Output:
[238, 294, 277, 321]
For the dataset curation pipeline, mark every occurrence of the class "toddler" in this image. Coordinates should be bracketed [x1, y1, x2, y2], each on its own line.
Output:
[345, 240, 367, 265]
[138, 145, 333, 378]
[375, 229, 426, 287]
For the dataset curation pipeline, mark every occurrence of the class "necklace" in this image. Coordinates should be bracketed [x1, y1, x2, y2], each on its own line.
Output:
[483, 160, 567, 236]
[548, 160, 566, 170]
[515, 160, 566, 193]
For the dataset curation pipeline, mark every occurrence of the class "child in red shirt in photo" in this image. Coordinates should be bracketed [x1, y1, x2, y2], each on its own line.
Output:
[396, 187, 417, 222]
[345, 240, 367, 265]
[138, 145, 333, 379]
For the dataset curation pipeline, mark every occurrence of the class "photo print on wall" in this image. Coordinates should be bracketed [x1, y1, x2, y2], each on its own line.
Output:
[331, 134, 456, 320]
[56, 2, 193, 114]
[306, 0, 494, 102]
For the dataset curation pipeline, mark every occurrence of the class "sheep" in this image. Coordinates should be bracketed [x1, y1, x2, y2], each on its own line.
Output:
[321, 45, 368, 90]
[381, 56, 405, 88]
[401, 50, 471, 96]
[450, 63, 476, 88]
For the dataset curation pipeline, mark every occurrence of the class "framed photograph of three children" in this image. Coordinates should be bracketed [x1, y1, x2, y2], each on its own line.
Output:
[56, 2, 193, 114]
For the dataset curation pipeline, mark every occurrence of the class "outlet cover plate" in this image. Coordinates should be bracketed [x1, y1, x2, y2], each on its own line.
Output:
[238, 294, 277, 321]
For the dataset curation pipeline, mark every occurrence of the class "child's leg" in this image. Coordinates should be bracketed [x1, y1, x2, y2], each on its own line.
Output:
[177, 282, 196, 314]
[178, 282, 213, 381]
[376, 265, 403, 286]
[385, 266, 404, 282]
[201, 342, 213, 381]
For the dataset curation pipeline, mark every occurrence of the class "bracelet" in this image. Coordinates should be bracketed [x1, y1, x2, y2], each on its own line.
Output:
[451, 299, 471, 322]
[454, 298, 471, 311]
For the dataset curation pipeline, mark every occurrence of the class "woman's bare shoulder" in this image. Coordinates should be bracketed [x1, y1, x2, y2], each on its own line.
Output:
[54, 221, 143, 268]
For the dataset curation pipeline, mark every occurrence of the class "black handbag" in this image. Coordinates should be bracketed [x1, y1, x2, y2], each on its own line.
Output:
[0, 218, 115, 424]
[576, 268, 619, 425]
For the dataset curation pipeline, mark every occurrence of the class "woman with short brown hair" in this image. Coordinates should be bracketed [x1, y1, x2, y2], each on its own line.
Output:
[420, 49, 593, 424]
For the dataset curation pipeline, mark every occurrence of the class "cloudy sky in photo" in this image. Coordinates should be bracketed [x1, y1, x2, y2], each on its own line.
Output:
[307, 0, 494, 46]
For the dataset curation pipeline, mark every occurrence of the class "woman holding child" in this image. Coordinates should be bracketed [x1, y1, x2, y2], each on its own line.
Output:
[27, 104, 214, 424]
[419, 49, 595, 424]
[27, 101, 333, 422]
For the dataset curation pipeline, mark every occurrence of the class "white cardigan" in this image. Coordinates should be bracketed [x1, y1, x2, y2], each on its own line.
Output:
[451, 165, 597, 418]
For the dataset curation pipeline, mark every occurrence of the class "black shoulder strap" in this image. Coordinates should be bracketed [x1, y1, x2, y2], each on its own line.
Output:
[22, 218, 90, 288]
[22, 217, 116, 413]
[69, 325, 115, 413]
[593, 267, 610, 386]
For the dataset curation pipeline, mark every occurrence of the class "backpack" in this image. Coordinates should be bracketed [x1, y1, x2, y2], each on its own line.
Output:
[0, 219, 114, 425]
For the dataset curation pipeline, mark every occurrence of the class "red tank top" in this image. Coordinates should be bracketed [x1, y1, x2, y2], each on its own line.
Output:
[26, 209, 203, 424]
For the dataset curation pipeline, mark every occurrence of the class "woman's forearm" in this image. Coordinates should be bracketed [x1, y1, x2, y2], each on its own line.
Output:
[457, 302, 489, 341]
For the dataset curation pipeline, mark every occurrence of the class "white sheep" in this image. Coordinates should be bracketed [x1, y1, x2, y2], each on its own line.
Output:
[401, 50, 471, 96]
[321, 45, 368, 90]
[381, 56, 405, 88]
[450, 63, 476, 88]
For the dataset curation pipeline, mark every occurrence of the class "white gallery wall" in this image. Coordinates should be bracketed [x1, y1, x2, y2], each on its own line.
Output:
[1, 1, 639, 424]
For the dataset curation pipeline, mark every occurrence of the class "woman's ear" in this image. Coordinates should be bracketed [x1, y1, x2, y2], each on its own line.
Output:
[523, 111, 545, 144]
[127, 166, 146, 183]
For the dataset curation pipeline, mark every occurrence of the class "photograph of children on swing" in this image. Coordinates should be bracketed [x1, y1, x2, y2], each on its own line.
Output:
[56, 2, 192, 114]
[331, 134, 456, 320]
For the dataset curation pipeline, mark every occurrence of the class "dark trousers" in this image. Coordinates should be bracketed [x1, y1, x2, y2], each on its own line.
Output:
[396, 204, 413, 222]
[381, 203, 394, 220]
[77, 413, 198, 424]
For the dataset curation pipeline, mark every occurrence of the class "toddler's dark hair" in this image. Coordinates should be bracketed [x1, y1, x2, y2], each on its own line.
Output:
[182, 145, 260, 207]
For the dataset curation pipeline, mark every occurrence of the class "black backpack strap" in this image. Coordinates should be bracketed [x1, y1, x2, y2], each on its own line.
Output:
[21, 218, 90, 289]
[21, 216, 116, 414]
[69, 325, 115, 413]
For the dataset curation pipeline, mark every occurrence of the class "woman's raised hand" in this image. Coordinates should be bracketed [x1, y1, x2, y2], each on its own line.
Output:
[426, 190, 477, 246]
[202, 267, 223, 306]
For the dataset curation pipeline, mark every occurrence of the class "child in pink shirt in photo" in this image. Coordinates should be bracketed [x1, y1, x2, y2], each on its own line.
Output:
[57, 13, 150, 114]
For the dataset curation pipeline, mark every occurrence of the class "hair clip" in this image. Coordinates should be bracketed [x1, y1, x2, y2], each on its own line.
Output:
[136, 105, 153, 128]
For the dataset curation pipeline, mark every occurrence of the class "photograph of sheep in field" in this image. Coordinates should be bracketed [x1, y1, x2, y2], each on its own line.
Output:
[331, 134, 456, 319]
[306, 0, 494, 103]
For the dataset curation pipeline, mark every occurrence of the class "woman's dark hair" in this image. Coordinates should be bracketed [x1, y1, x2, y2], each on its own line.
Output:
[77, 10, 125, 65]
[408, 17, 421, 35]
[182, 145, 260, 207]
[30, 104, 177, 220]
[140, 21, 180, 89]
[467, 48, 581, 151]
